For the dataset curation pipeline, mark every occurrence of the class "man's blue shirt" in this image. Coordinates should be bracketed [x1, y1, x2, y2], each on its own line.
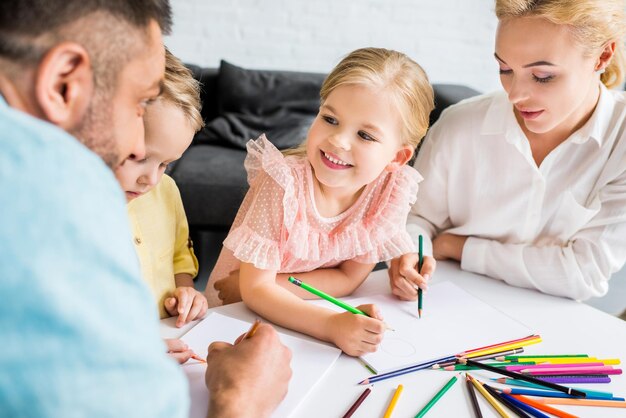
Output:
[0, 98, 188, 417]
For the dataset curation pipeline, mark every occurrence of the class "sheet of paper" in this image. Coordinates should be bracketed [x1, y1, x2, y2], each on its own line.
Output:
[313, 281, 532, 374]
[180, 312, 341, 418]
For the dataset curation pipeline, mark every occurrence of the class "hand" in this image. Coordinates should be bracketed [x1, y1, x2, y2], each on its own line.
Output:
[205, 324, 292, 418]
[214, 270, 243, 304]
[164, 286, 208, 327]
[388, 253, 436, 301]
[325, 304, 385, 357]
[164, 338, 194, 364]
[432, 233, 468, 261]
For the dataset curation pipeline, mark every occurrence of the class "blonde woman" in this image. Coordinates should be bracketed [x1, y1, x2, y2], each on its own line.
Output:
[391, 0, 626, 301]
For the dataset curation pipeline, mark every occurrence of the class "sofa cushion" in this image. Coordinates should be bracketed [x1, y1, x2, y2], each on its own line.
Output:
[194, 61, 325, 150]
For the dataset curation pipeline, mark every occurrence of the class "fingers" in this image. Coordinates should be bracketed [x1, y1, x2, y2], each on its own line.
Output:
[207, 341, 233, 355]
[164, 297, 178, 316]
[165, 338, 194, 364]
[186, 293, 208, 322]
[176, 290, 191, 327]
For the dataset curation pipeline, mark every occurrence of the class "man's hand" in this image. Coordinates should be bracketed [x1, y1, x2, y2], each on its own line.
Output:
[205, 324, 292, 418]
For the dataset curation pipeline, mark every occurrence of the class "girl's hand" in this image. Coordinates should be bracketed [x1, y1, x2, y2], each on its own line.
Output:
[214, 269, 243, 304]
[325, 304, 385, 357]
[164, 286, 208, 327]
[165, 338, 194, 364]
[388, 253, 435, 300]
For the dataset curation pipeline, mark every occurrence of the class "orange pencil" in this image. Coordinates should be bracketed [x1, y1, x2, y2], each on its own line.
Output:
[526, 397, 626, 408]
[511, 394, 578, 418]
[237, 319, 261, 344]
[190, 353, 207, 363]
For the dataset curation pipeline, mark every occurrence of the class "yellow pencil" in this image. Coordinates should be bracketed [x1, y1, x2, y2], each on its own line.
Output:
[463, 337, 542, 359]
[467, 375, 510, 418]
[383, 384, 404, 418]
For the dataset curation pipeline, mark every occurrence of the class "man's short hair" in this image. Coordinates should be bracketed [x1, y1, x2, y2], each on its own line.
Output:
[0, 0, 172, 91]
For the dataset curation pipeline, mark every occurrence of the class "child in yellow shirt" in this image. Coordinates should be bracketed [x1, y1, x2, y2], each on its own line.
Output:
[115, 49, 208, 330]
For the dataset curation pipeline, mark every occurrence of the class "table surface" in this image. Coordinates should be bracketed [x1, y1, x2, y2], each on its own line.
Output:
[160, 261, 626, 417]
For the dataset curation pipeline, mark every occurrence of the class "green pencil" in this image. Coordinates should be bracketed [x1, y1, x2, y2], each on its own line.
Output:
[418, 235, 423, 318]
[287, 276, 394, 330]
[414, 374, 459, 418]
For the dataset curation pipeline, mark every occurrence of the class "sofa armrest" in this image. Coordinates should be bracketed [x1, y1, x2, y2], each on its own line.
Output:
[431, 84, 481, 126]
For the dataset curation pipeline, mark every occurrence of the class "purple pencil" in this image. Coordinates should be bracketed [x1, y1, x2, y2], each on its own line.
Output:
[537, 375, 611, 384]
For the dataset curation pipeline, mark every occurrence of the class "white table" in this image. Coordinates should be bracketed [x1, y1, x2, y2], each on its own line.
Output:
[161, 261, 626, 417]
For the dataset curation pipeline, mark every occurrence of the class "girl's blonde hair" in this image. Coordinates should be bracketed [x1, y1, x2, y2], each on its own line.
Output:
[284, 47, 434, 156]
[495, 0, 626, 89]
[161, 48, 204, 132]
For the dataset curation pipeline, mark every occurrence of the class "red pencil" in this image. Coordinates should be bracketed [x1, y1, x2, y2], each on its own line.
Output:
[342, 386, 372, 418]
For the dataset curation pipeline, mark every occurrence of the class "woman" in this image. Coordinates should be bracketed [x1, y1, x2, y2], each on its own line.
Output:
[390, 0, 626, 301]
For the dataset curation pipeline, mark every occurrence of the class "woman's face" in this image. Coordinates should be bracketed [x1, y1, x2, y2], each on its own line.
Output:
[495, 16, 603, 139]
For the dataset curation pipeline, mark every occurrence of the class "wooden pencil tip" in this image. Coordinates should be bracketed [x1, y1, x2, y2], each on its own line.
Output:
[418, 309, 422, 318]
[358, 379, 369, 385]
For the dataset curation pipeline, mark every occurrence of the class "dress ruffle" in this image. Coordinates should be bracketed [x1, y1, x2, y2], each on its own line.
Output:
[285, 164, 421, 264]
[224, 134, 422, 272]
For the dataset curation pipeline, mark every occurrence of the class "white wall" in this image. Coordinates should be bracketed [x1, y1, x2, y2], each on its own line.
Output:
[166, 0, 501, 93]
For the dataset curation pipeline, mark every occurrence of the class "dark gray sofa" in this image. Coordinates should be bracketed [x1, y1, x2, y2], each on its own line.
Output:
[168, 61, 480, 261]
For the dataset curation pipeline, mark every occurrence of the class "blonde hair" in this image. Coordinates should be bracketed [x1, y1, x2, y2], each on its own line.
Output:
[495, 0, 626, 89]
[160, 48, 204, 132]
[284, 47, 434, 156]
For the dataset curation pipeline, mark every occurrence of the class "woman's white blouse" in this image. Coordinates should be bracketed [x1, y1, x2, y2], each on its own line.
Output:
[408, 85, 626, 300]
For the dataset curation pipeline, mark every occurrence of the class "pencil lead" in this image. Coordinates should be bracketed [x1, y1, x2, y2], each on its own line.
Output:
[418, 308, 422, 319]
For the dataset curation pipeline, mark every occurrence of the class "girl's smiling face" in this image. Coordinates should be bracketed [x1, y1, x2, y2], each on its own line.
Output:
[306, 83, 413, 200]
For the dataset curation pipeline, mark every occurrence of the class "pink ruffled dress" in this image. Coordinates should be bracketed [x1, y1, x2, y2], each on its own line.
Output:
[206, 135, 422, 306]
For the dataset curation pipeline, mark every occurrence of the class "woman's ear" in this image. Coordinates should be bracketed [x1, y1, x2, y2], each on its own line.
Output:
[35, 42, 93, 130]
[596, 40, 616, 72]
[385, 145, 414, 172]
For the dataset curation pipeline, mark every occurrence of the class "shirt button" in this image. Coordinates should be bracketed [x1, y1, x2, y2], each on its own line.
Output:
[134, 237, 142, 245]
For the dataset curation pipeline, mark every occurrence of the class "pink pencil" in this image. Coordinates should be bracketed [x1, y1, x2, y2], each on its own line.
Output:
[506, 362, 604, 372]
[522, 366, 622, 375]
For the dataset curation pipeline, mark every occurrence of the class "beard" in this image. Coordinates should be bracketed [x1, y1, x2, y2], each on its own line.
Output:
[69, 88, 120, 170]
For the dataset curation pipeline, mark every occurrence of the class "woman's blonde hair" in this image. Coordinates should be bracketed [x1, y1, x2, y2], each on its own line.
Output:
[160, 48, 204, 132]
[284, 47, 434, 156]
[495, 0, 626, 89]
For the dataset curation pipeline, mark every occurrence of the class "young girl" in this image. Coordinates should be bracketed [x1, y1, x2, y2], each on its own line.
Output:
[115, 49, 208, 332]
[207, 48, 435, 356]
[391, 0, 626, 301]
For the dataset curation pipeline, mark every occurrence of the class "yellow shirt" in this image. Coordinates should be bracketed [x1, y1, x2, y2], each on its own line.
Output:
[128, 174, 198, 319]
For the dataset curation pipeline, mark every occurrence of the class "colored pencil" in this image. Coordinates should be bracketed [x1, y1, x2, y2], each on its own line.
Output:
[521, 366, 621, 375]
[342, 385, 372, 418]
[467, 347, 525, 362]
[190, 353, 207, 363]
[358, 355, 458, 385]
[417, 234, 423, 318]
[520, 396, 626, 408]
[442, 361, 535, 371]
[502, 388, 624, 401]
[534, 375, 611, 384]
[458, 358, 587, 397]
[242, 319, 261, 340]
[414, 374, 458, 418]
[288, 276, 394, 330]
[492, 378, 614, 397]
[465, 374, 483, 418]
[510, 395, 578, 418]
[482, 384, 532, 418]
[467, 374, 510, 418]
[459, 335, 542, 359]
[383, 384, 403, 418]
[504, 354, 588, 361]
[505, 362, 604, 372]
[499, 392, 550, 418]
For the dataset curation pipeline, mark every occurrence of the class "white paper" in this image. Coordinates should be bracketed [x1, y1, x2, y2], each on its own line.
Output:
[313, 281, 533, 374]
[180, 312, 341, 418]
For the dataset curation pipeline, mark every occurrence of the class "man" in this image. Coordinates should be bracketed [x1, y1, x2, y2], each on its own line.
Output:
[0, 1, 291, 417]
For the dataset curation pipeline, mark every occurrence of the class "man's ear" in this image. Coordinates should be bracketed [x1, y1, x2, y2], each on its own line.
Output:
[35, 42, 93, 130]
[385, 145, 414, 172]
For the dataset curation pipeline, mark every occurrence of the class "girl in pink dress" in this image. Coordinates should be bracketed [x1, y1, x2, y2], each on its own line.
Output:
[207, 47, 435, 356]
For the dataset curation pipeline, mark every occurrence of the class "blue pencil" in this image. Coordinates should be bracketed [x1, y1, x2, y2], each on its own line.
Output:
[358, 355, 457, 385]
[499, 392, 550, 418]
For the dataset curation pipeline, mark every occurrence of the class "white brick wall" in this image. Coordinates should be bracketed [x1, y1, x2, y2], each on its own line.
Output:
[166, 0, 501, 93]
